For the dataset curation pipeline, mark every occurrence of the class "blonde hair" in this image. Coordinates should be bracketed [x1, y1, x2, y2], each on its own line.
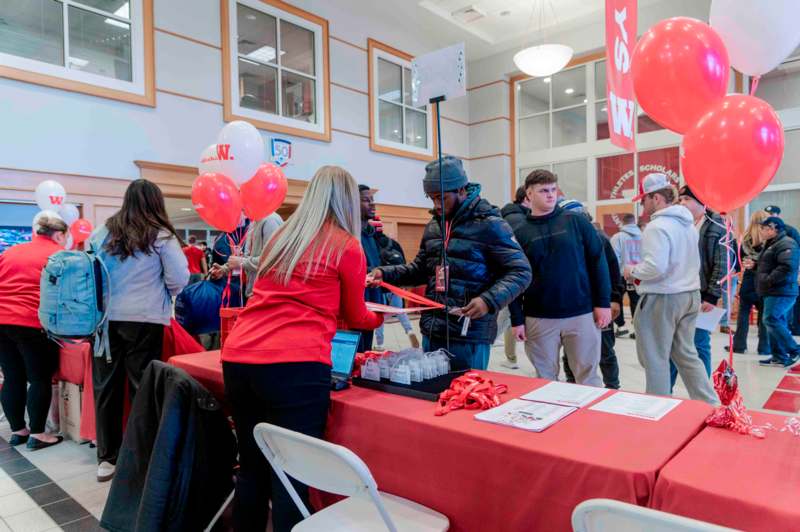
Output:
[33, 214, 68, 237]
[258, 165, 361, 285]
[746, 210, 769, 248]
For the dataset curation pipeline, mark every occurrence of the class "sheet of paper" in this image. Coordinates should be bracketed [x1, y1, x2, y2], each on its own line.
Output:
[695, 306, 726, 331]
[521, 381, 610, 408]
[475, 399, 577, 433]
[589, 392, 681, 421]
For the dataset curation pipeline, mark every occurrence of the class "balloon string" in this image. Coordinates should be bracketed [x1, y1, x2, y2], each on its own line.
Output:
[708, 212, 739, 367]
[750, 76, 761, 96]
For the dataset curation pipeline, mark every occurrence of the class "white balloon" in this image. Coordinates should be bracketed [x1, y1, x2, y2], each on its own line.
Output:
[59, 203, 80, 226]
[199, 143, 222, 175]
[710, 0, 800, 77]
[216, 121, 264, 185]
[34, 180, 66, 211]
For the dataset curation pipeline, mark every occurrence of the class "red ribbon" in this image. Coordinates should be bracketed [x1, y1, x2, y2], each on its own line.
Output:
[379, 281, 444, 309]
[435, 372, 508, 416]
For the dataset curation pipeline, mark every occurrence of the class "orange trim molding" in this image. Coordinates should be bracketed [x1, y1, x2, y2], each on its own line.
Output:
[0, 0, 155, 107]
[221, 0, 332, 142]
[154, 27, 221, 50]
[330, 35, 368, 53]
[367, 38, 438, 162]
[467, 79, 508, 92]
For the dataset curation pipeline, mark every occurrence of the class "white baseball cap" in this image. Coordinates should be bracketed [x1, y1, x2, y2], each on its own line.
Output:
[632, 172, 671, 202]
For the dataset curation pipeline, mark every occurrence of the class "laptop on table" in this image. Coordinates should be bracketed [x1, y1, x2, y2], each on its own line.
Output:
[330, 330, 361, 390]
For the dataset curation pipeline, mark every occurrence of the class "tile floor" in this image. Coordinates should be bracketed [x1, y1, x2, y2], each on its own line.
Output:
[0, 315, 794, 531]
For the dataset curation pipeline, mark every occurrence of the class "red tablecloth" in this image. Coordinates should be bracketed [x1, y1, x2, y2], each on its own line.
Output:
[168, 351, 714, 531]
[651, 411, 800, 531]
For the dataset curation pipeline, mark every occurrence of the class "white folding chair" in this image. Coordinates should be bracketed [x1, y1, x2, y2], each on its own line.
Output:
[572, 499, 739, 532]
[253, 422, 449, 532]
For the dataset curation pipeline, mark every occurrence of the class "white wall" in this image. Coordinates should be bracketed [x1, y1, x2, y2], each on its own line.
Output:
[0, 0, 472, 209]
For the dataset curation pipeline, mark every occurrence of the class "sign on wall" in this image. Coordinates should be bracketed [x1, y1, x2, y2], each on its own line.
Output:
[270, 138, 292, 168]
[412, 43, 466, 105]
[605, 0, 637, 151]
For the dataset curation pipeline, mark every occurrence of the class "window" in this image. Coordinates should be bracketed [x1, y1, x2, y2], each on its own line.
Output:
[519, 160, 588, 202]
[222, 0, 330, 141]
[0, 0, 154, 105]
[368, 39, 435, 161]
[759, 55, 800, 112]
[517, 64, 587, 150]
[594, 59, 662, 140]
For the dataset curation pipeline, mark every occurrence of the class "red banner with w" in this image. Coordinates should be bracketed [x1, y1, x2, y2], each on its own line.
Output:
[605, 0, 637, 152]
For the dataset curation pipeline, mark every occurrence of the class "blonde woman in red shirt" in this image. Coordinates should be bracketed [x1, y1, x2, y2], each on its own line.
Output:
[0, 214, 67, 450]
[221, 165, 382, 532]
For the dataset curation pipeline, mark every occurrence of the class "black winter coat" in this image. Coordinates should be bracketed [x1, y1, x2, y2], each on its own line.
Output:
[507, 206, 610, 323]
[101, 361, 237, 532]
[757, 232, 800, 297]
[598, 228, 624, 305]
[698, 212, 736, 305]
[376, 233, 406, 266]
[380, 184, 531, 344]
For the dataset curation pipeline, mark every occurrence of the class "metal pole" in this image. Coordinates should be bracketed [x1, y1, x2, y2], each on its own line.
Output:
[430, 96, 449, 351]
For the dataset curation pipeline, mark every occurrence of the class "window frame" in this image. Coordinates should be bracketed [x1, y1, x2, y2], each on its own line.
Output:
[221, 0, 331, 142]
[0, 0, 154, 106]
[367, 38, 437, 161]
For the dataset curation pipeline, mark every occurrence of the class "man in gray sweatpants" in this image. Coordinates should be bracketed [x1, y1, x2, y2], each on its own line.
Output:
[624, 173, 718, 404]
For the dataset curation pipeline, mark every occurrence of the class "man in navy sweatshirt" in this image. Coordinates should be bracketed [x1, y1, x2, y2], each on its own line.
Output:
[508, 170, 611, 385]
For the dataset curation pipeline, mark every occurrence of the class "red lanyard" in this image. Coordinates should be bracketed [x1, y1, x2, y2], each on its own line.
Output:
[443, 221, 452, 251]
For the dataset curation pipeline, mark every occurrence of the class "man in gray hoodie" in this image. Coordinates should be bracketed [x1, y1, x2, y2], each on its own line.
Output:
[624, 173, 718, 404]
[610, 213, 641, 336]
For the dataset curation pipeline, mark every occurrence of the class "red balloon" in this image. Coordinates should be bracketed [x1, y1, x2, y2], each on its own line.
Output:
[191, 173, 242, 232]
[240, 164, 288, 221]
[70, 219, 93, 245]
[632, 17, 729, 134]
[682, 94, 784, 214]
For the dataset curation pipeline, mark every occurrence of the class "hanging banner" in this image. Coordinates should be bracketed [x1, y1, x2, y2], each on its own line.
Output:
[605, 0, 637, 151]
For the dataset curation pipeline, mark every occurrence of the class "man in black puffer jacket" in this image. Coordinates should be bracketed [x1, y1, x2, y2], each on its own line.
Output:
[757, 216, 800, 367]
[368, 156, 531, 370]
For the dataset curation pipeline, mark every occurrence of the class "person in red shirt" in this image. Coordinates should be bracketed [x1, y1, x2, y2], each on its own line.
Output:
[182, 235, 207, 284]
[222, 165, 382, 532]
[0, 213, 68, 450]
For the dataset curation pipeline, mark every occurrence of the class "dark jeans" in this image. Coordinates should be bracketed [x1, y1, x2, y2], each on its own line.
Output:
[0, 325, 59, 433]
[223, 361, 331, 532]
[763, 296, 800, 362]
[732, 290, 770, 354]
[93, 321, 163, 464]
[422, 335, 491, 370]
[356, 330, 374, 354]
[792, 295, 800, 336]
[670, 328, 712, 390]
[563, 329, 619, 389]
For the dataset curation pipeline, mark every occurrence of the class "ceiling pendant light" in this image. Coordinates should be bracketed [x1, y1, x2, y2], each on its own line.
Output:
[513, 1, 573, 78]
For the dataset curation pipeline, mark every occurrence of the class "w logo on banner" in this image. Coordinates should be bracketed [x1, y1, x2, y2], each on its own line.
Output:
[49, 196, 64, 205]
[271, 138, 292, 167]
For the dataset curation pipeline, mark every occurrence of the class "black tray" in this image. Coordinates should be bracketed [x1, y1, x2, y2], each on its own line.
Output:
[352, 369, 469, 401]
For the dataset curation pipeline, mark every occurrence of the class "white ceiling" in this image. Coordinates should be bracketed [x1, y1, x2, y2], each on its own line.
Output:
[380, 0, 668, 62]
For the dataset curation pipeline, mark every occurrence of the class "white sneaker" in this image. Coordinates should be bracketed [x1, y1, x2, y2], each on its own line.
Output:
[500, 360, 520, 370]
[97, 461, 115, 482]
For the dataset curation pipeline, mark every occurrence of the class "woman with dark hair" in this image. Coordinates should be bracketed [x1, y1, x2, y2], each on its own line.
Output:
[0, 213, 68, 450]
[88, 179, 189, 482]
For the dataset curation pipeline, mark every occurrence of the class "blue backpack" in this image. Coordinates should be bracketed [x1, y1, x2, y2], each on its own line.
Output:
[38, 242, 111, 360]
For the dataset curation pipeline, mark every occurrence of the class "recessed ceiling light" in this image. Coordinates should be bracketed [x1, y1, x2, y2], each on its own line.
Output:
[246, 14, 256, 20]
[565, 88, 574, 94]
[543, 77, 551, 83]
[181, 208, 192, 212]
[583, 98, 588, 103]
[601, 106, 607, 113]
